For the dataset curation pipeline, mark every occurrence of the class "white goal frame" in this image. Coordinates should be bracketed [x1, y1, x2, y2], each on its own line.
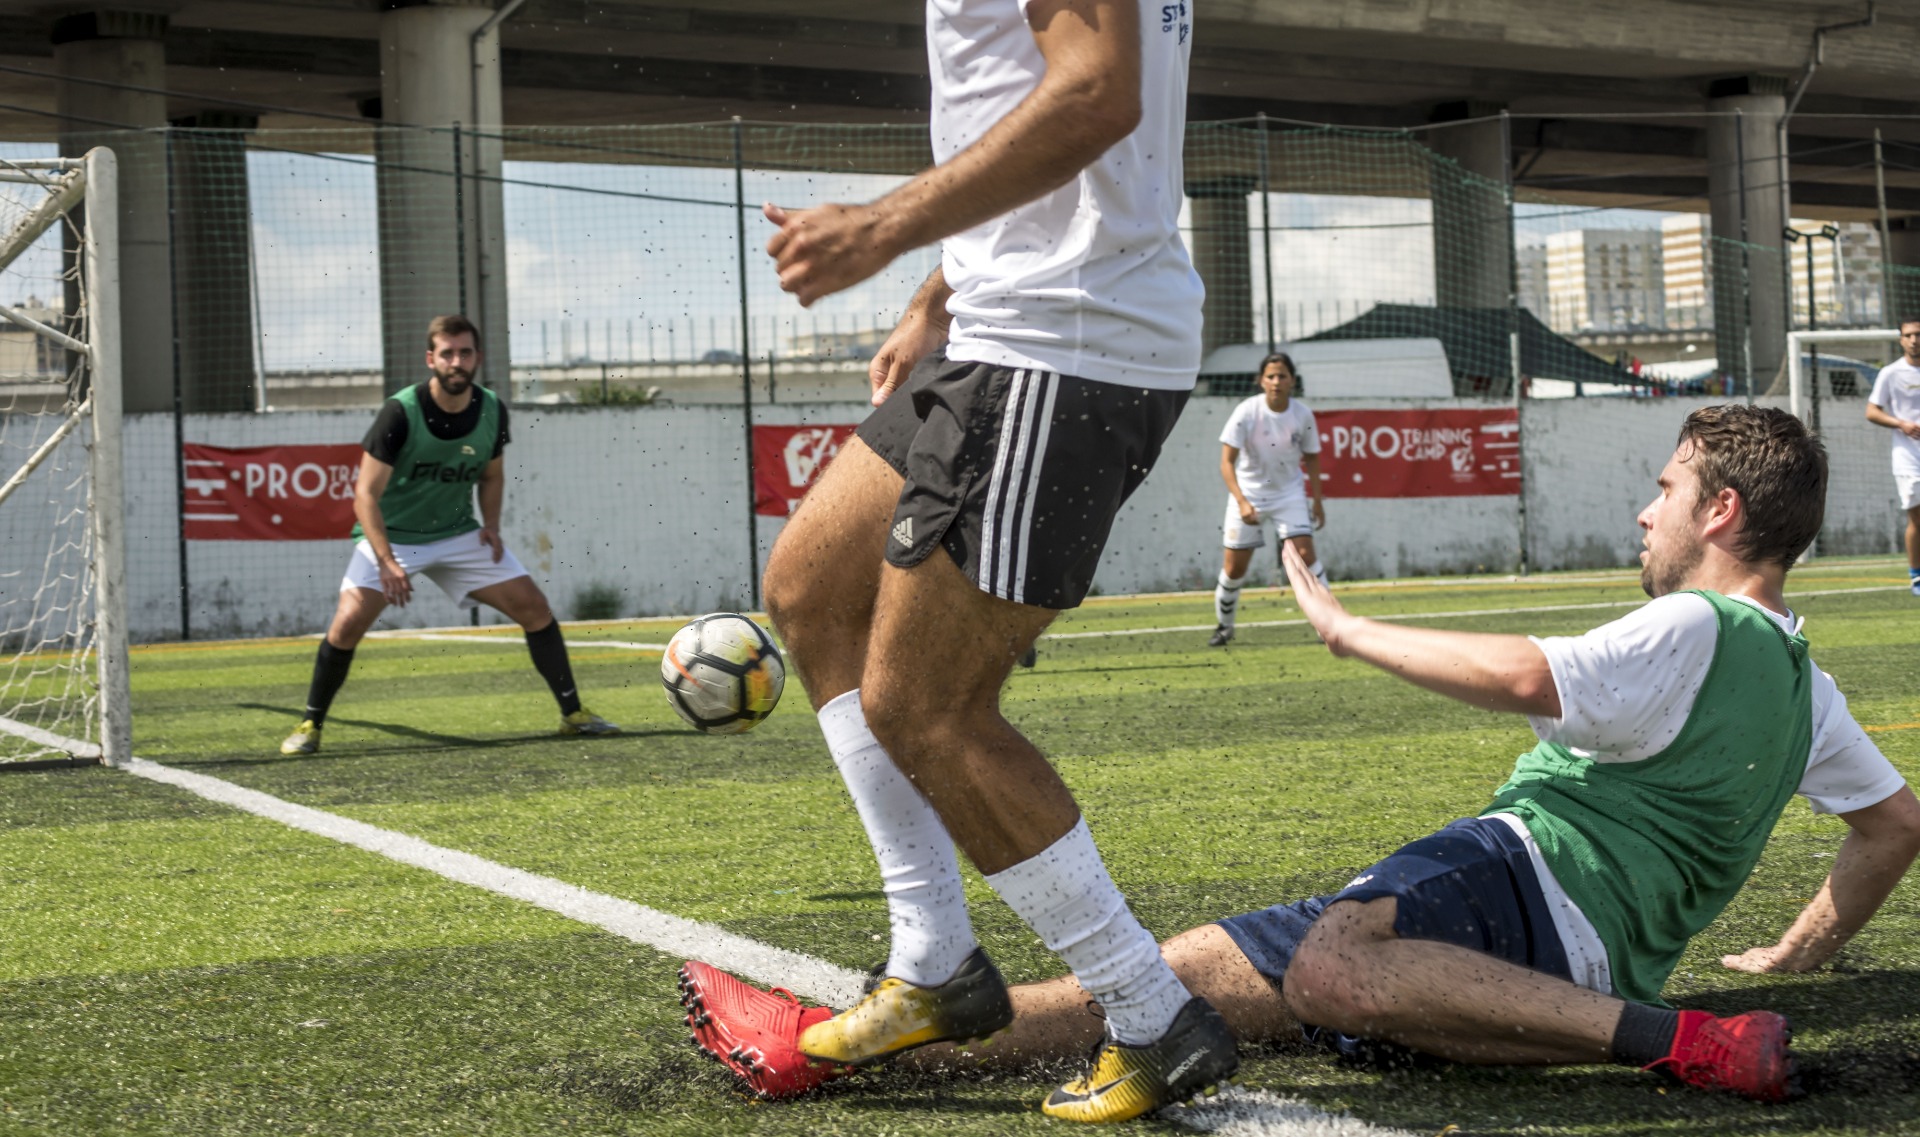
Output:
[0, 147, 128, 765]
[1787, 327, 1899, 424]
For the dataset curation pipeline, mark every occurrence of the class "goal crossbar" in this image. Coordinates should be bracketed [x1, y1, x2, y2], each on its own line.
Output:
[0, 164, 84, 277]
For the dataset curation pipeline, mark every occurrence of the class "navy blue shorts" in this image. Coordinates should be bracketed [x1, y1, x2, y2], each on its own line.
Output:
[1218, 815, 1573, 989]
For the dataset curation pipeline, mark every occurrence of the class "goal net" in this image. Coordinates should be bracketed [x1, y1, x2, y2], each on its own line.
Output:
[1787, 327, 1906, 560]
[0, 148, 128, 766]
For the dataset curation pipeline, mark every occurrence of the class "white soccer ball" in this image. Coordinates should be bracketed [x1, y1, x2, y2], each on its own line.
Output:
[660, 613, 786, 734]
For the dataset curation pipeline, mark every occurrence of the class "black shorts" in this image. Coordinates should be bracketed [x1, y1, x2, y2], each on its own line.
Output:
[856, 355, 1188, 610]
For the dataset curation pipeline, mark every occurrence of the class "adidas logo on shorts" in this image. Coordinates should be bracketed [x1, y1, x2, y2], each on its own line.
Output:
[891, 518, 914, 548]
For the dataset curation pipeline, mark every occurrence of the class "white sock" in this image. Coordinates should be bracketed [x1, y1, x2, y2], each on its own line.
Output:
[818, 690, 977, 987]
[1214, 569, 1245, 629]
[1310, 560, 1329, 587]
[985, 818, 1190, 1045]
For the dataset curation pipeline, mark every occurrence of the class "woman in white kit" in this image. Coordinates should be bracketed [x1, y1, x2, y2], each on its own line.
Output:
[1210, 352, 1328, 647]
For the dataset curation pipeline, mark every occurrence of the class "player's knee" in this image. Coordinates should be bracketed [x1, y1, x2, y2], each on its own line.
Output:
[760, 543, 817, 634]
[1283, 908, 1391, 1027]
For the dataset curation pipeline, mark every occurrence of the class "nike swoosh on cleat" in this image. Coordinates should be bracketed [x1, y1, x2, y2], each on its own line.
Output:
[1089, 1071, 1138, 1097]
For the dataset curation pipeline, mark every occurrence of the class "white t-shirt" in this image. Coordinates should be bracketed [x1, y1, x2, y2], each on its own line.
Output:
[1868, 359, 1920, 474]
[928, 0, 1203, 390]
[1220, 395, 1319, 506]
[1488, 591, 1907, 995]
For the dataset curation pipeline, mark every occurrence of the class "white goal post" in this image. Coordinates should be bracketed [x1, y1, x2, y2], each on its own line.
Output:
[0, 147, 128, 766]
[1787, 327, 1900, 424]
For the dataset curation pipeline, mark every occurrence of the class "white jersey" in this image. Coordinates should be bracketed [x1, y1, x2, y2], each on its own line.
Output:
[1490, 590, 1908, 995]
[1868, 358, 1920, 475]
[1220, 395, 1319, 507]
[928, 0, 1203, 391]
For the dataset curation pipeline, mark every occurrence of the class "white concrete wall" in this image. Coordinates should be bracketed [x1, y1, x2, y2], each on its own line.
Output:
[2, 396, 1900, 643]
[1521, 396, 1901, 570]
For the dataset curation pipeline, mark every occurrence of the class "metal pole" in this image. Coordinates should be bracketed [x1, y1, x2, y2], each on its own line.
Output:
[1501, 110, 1528, 576]
[84, 147, 131, 764]
[1735, 109, 1755, 401]
[163, 133, 191, 641]
[1257, 113, 1275, 352]
[452, 123, 468, 319]
[1876, 128, 1895, 324]
[732, 118, 762, 609]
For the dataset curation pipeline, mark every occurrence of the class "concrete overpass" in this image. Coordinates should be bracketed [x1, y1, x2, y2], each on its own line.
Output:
[2, 0, 1917, 409]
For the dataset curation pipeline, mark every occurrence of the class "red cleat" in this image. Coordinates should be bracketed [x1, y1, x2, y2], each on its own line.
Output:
[1644, 1009, 1800, 1103]
[678, 961, 854, 1100]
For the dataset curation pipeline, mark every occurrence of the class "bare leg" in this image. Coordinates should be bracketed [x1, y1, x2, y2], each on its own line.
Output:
[467, 574, 555, 630]
[326, 587, 388, 649]
[761, 438, 903, 708]
[1221, 546, 1254, 580]
[1284, 897, 1621, 1066]
[1283, 534, 1317, 570]
[908, 924, 1299, 1071]
[861, 549, 1062, 874]
[1906, 505, 1920, 569]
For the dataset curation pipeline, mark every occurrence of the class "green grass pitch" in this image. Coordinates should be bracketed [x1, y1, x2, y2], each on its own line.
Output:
[3, 558, 1917, 1135]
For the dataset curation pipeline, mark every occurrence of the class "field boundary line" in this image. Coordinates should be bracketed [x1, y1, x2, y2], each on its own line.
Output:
[110, 754, 869, 1006]
[1046, 584, 1908, 642]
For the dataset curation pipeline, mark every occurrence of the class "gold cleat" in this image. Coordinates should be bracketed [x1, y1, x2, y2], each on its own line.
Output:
[1042, 996, 1240, 1123]
[797, 948, 1014, 1067]
[279, 719, 321, 756]
[560, 709, 622, 736]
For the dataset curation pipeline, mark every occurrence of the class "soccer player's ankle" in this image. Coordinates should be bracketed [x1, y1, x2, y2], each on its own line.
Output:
[1610, 1001, 1684, 1067]
[1908, 566, 1920, 580]
[304, 708, 327, 728]
[886, 935, 980, 988]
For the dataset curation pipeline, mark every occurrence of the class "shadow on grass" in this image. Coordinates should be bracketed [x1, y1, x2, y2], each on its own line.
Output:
[155, 704, 682, 766]
[1012, 661, 1229, 677]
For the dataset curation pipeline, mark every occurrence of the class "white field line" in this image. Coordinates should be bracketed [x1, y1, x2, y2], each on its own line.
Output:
[1047, 584, 1908, 642]
[0, 714, 101, 758]
[113, 754, 867, 1007]
[9, 738, 1406, 1135]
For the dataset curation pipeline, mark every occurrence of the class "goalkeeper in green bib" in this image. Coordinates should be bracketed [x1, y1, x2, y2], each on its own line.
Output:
[689, 405, 1919, 1107]
[279, 315, 618, 755]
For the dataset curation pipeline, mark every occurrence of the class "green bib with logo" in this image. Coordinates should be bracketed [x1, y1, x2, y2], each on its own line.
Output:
[353, 384, 499, 544]
[1482, 591, 1812, 1005]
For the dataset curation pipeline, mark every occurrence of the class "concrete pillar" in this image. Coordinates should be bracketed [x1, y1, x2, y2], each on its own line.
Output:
[1706, 78, 1788, 393]
[1185, 177, 1255, 362]
[375, 0, 511, 397]
[1427, 102, 1513, 312]
[53, 10, 172, 414]
[169, 111, 259, 413]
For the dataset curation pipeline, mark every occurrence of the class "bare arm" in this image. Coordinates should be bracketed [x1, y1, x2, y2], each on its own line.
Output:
[1220, 444, 1257, 524]
[1866, 401, 1920, 440]
[765, 0, 1142, 305]
[1722, 785, 1920, 973]
[476, 455, 506, 563]
[867, 266, 954, 406]
[352, 452, 411, 605]
[1282, 543, 1560, 716]
[1303, 451, 1325, 528]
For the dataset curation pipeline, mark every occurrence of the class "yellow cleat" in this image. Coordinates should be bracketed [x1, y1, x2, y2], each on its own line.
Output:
[560, 709, 621, 736]
[797, 948, 1014, 1067]
[1042, 997, 1239, 1123]
[279, 719, 321, 756]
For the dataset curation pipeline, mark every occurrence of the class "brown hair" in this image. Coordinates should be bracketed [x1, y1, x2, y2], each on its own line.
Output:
[1675, 405, 1827, 570]
[426, 314, 481, 350]
[1900, 317, 1920, 333]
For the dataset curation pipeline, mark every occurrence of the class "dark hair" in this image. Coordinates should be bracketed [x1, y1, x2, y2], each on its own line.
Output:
[1675, 405, 1827, 570]
[426, 314, 481, 350]
[1259, 352, 1301, 393]
[1900, 317, 1920, 333]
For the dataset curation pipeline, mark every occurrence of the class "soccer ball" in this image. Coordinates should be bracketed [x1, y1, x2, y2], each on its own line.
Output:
[660, 613, 786, 734]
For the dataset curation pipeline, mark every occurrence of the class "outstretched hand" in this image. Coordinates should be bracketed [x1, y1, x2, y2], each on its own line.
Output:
[764, 202, 898, 307]
[1283, 541, 1354, 656]
[1720, 945, 1808, 973]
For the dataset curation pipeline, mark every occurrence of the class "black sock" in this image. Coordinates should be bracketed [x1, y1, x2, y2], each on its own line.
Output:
[1611, 1002, 1682, 1067]
[304, 640, 355, 727]
[526, 620, 582, 715]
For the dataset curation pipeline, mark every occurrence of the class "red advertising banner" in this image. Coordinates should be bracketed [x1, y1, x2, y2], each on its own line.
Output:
[182, 443, 363, 540]
[752, 424, 859, 517]
[1313, 408, 1519, 498]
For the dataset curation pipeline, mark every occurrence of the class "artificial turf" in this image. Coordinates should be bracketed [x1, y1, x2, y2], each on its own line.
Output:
[2, 558, 1916, 1134]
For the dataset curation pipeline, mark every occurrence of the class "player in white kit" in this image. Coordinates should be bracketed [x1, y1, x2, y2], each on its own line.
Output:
[1864, 318, 1920, 595]
[1210, 352, 1328, 646]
